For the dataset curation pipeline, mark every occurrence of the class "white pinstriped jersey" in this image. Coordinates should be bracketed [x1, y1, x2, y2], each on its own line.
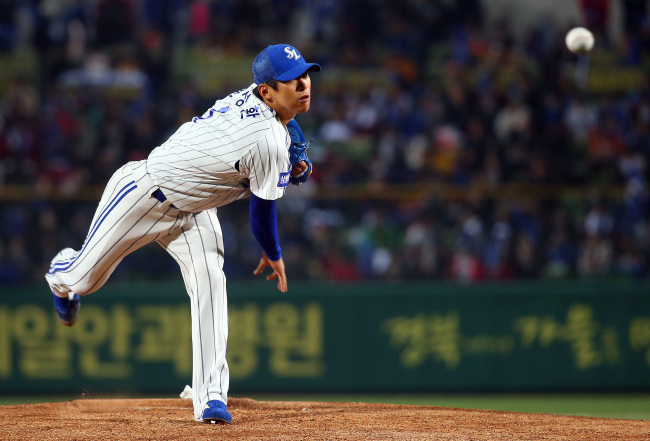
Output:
[147, 84, 292, 212]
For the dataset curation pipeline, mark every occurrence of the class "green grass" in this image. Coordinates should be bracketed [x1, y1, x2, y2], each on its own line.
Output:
[245, 393, 650, 421]
[2, 393, 649, 421]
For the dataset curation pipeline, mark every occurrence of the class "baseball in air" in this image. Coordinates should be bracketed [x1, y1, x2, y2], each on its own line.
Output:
[565, 27, 594, 53]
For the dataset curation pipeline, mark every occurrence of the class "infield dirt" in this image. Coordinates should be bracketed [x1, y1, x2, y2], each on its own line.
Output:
[0, 397, 648, 440]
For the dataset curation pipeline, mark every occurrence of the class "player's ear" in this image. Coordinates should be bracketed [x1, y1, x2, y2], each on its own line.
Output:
[258, 84, 273, 102]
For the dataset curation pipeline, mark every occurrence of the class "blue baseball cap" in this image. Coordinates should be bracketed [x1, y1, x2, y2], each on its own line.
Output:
[253, 44, 321, 85]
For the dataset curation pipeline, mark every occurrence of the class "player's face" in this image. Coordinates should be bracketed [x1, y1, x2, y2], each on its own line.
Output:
[267, 72, 312, 124]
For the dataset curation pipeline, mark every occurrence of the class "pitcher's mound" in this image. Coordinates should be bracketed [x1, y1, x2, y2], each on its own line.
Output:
[0, 397, 647, 440]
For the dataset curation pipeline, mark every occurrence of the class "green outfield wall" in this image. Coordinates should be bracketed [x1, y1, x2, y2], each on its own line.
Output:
[1, 280, 649, 394]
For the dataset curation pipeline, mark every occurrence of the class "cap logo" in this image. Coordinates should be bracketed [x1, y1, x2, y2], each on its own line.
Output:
[284, 47, 301, 60]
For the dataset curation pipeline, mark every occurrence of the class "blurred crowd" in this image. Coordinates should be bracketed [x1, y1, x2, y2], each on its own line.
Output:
[1, 0, 650, 284]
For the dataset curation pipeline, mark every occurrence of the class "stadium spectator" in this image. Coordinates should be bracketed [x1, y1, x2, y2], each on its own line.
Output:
[1, 1, 649, 283]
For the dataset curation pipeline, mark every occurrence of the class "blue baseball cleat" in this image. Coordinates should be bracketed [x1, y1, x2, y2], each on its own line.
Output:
[52, 293, 80, 326]
[202, 400, 232, 424]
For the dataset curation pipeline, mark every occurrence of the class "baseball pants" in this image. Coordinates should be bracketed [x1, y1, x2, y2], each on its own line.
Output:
[45, 160, 230, 422]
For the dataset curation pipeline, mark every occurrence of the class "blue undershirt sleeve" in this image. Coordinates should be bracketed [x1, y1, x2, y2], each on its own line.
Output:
[250, 192, 282, 261]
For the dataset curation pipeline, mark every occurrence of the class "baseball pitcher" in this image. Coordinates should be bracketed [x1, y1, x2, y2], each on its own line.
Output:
[45, 44, 320, 424]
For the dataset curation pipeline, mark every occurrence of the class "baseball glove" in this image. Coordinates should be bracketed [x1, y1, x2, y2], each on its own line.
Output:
[286, 118, 313, 185]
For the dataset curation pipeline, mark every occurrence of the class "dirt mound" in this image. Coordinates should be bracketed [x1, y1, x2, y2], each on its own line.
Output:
[0, 398, 647, 440]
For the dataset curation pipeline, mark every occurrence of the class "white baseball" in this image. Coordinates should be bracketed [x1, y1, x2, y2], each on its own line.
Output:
[565, 27, 594, 54]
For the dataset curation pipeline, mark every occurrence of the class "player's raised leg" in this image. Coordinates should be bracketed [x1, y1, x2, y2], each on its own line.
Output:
[45, 161, 184, 324]
[158, 208, 231, 423]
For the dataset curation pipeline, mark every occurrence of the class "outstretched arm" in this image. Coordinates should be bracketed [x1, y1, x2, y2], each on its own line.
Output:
[249, 192, 287, 292]
[253, 254, 287, 293]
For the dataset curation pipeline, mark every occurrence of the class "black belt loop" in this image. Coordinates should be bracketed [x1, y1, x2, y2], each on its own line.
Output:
[153, 188, 177, 209]
[153, 188, 166, 203]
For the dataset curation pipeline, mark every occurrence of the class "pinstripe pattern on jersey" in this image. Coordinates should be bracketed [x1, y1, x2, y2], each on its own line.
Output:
[147, 84, 291, 212]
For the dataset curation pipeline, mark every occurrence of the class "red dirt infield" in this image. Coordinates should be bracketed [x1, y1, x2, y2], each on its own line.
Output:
[0, 397, 648, 440]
